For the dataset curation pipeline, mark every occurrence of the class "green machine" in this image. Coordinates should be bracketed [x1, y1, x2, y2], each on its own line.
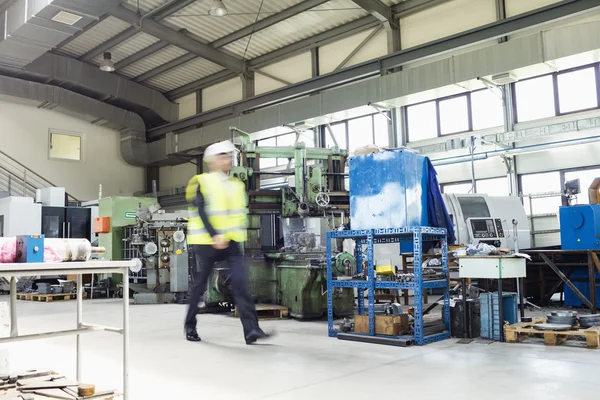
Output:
[203, 127, 355, 319]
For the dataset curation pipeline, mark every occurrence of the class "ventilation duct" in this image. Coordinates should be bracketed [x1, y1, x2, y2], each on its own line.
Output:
[0, 0, 122, 68]
[0, 74, 149, 166]
[17, 53, 178, 126]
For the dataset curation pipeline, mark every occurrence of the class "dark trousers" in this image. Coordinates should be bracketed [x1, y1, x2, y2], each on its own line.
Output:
[185, 241, 260, 338]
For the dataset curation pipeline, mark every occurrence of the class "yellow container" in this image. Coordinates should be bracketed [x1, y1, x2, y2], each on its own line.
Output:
[376, 265, 395, 275]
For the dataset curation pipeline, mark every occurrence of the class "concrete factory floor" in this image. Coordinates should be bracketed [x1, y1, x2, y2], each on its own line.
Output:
[3, 297, 598, 400]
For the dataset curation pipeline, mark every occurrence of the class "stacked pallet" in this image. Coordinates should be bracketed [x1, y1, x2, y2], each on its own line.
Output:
[0, 369, 115, 399]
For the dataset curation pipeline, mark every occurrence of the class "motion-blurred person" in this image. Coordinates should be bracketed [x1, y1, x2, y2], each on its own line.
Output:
[184, 140, 271, 344]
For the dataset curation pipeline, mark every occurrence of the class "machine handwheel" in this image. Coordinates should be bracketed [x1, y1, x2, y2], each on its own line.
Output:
[316, 192, 330, 207]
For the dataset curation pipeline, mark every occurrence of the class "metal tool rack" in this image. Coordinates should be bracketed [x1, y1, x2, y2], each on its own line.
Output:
[327, 227, 450, 345]
[0, 260, 135, 399]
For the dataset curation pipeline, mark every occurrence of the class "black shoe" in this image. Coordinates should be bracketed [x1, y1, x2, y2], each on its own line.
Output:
[245, 328, 275, 345]
[186, 329, 201, 342]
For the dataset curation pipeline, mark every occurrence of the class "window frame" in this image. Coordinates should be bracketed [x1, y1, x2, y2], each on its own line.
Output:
[554, 64, 600, 116]
[48, 129, 83, 162]
[406, 89, 498, 142]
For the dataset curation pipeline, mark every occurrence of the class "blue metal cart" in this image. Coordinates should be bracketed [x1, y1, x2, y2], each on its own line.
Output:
[326, 227, 450, 345]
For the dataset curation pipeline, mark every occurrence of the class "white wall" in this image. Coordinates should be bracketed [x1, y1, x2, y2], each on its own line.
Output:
[202, 78, 243, 111]
[159, 162, 197, 190]
[0, 100, 144, 201]
[505, 0, 562, 17]
[175, 92, 196, 119]
[400, 0, 497, 49]
[319, 27, 387, 75]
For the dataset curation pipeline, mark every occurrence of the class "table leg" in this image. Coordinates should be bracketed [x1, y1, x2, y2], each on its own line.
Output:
[518, 278, 525, 319]
[9, 277, 17, 337]
[76, 274, 83, 381]
[498, 279, 504, 343]
[588, 253, 597, 314]
[123, 270, 129, 400]
[462, 278, 468, 339]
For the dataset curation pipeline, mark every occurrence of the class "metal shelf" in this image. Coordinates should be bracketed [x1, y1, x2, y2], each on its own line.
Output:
[326, 227, 451, 346]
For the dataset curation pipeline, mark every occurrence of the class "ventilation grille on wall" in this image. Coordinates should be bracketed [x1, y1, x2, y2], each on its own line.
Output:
[51, 11, 83, 26]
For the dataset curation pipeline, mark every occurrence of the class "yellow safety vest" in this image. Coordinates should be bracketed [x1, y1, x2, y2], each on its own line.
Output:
[186, 172, 248, 245]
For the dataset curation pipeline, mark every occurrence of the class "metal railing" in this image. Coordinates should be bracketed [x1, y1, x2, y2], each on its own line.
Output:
[0, 150, 79, 203]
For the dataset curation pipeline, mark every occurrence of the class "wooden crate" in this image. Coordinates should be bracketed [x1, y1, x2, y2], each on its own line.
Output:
[354, 314, 409, 336]
[17, 292, 87, 302]
[505, 319, 600, 349]
[235, 304, 288, 320]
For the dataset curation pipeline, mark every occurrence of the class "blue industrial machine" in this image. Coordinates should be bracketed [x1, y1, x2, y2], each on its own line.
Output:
[559, 205, 600, 250]
[16, 235, 45, 263]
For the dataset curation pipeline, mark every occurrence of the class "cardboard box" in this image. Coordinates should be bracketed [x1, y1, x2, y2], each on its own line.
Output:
[354, 314, 409, 336]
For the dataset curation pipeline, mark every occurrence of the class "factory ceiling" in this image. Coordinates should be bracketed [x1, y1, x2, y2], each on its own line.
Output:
[1, 0, 600, 167]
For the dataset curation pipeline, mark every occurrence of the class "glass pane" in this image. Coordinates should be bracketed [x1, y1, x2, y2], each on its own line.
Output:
[439, 96, 469, 135]
[443, 182, 472, 194]
[348, 116, 374, 153]
[521, 172, 560, 194]
[564, 168, 600, 205]
[42, 216, 60, 238]
[407, 101, 437, 141]
[373, 113, 389, 147]
[297, 129, 315, 147]
[276, 133, 296, 147]
[557, 68, 598, 114]
[515, 75, 556, 122]
[457, 197, 491, 219]
[471, 90, 504, 130]
[258, 137, 276, 146]
[521, 172, 561, 215]
[476, 177, 509, 196]
[50, 133, 81, 161]
[325, 123, 347, 150]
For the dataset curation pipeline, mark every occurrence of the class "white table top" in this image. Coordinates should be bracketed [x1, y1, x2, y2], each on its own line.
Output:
[0, 260, 135, 277]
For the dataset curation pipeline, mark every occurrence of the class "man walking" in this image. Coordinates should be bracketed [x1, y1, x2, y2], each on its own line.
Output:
[184, 140, 270, 345]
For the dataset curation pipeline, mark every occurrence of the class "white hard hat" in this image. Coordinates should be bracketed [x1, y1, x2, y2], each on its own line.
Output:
[204, 140, 237, 160]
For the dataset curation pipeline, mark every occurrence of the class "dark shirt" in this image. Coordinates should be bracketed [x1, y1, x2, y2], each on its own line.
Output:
[192, 182, 218, 237]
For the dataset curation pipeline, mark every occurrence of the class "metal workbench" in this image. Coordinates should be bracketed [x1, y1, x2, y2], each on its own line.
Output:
[1, 260, 136, 399]
[327, 227, 450, 346]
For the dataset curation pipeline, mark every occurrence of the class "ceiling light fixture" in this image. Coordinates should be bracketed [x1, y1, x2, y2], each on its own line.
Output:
[99, 52, 115, 72]
[208, 0, 228, 17]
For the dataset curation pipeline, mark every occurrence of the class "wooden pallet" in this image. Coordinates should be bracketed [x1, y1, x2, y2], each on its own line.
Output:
[235, 303, 289, 320]
[17, 292, 87, 302]
[505, 319, 600, 349]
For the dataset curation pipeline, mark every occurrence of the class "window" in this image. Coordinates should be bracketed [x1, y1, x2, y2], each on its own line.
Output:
[520, 172, 561, 215]
[515, 75, 555, 122]
[373, 113, 389, 147]
[49, 131, 82, 161]
[348, 116, 374, 153]
[442, 182, 472, 194]
[325, 123, 347, 150]
[564, 168, 600, 205]
[476, 177, 509, 196]
[407, 101, 437, 141]
[557, 67, 598, 114]
[439, 95, 469, 135]
[257, 137, 277, 168]
[471, 89, 504, 130]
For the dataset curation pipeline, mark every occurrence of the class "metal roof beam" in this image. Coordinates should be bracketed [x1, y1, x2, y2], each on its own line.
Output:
[148, 0, 600, 138]
[134, 53, 196, 82]
[79, 26, 139, 62]
[351, 0, 393, 23]
[165, 70, 237, 99]
[211, 0, 330, 49]
[148, 0, 197, 20]
[114, 41, 169, 70]
[163, 15, 379, 99]
[249, 16, 381, 69]
[108, 5, 244, 73]
[392, 0, 450, 18]
[136, 0, 330, 81]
